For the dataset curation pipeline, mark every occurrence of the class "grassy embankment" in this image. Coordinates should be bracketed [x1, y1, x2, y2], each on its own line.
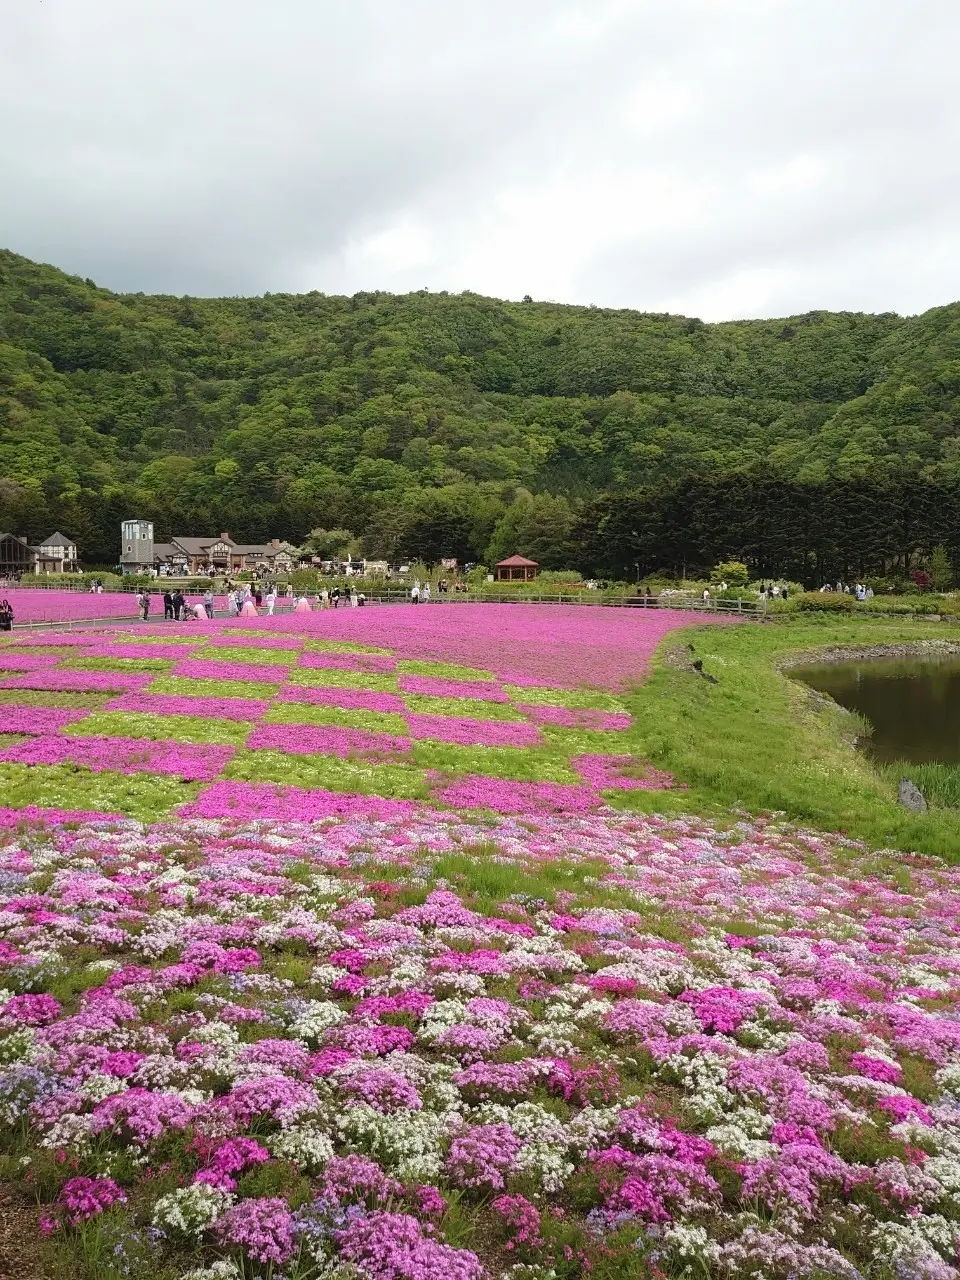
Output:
[615, 615, 960, 861]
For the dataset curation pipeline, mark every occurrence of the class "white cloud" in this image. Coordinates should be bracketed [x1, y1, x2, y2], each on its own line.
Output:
[0, 0, 957, 319]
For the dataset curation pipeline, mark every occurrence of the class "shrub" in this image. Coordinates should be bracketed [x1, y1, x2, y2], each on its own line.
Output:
[712, 560, 750, 587]
[930, 545, 954, 592]
[796, 592, 855, 612]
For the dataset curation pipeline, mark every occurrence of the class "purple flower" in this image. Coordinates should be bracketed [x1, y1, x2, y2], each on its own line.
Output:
[447, 1124, 520, 1191]
[336, 1210, 486, 1280]
[215, 1196, 295, 1265]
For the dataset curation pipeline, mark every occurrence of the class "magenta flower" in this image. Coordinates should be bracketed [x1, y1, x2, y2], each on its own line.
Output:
[107, 692, 270, 721]
[432, 775, 604, 814]
[179, 781, 418, 821]
[173, 659, 288, 684]
[276, 685, 406, 713]
[405, 713, 543, 748]
[248, 723, 412, 759]
[1, 993, 62, 1026]
[57, 1176, 126, 1225]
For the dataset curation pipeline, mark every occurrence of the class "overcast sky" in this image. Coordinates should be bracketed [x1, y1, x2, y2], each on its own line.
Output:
[2, 0, 958, 320]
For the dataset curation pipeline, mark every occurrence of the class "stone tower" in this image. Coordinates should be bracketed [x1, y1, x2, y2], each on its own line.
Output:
[120, 519, 154, 575]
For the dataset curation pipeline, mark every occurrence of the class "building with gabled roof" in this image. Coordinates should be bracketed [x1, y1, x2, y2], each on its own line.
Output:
[495, 554, 540, 582]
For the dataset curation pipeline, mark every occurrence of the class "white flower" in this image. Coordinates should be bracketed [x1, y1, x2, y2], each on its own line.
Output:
[289, 1000, 347, 1043]
[153, 1184, 233, 1238]
[268, 1125, 336, 1172]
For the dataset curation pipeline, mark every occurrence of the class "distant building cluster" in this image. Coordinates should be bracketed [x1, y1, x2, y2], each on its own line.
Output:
[0, 531, 78, 578]
[121, 522, 299, 577]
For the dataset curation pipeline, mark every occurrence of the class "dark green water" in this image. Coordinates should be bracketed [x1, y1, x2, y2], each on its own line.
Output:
[792, 655, 960, 764]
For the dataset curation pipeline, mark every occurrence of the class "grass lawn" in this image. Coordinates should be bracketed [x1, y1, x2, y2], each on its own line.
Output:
[618, 614, 960, 860]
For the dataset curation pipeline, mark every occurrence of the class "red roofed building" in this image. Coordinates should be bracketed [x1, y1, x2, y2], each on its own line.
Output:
[495, 554, 540, 582]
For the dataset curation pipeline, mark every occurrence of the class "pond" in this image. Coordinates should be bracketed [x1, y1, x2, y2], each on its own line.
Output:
[792, 654, 960, 765]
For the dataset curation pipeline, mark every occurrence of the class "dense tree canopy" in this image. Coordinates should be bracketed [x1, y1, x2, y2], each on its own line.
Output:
[1, 247, 958, 571]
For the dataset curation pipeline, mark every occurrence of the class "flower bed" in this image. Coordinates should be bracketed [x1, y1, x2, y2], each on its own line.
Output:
[0, 807, 958, 1279]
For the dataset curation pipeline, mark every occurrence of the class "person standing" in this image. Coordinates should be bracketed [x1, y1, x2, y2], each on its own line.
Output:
[411, 582, 420, 604]
[0, 599, 13, 631]
[265, 587, 277, 616]
[139, 590, 151, 622]
[163, 591, 174, 621]
[331, 586, 340, 610]
[422, 582, 431, 603]
[203, 588, 215, 619]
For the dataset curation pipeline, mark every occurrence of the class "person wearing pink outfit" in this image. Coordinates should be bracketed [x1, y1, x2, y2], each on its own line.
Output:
[294, 596, 312, 613]
[240, 600, 258, 617]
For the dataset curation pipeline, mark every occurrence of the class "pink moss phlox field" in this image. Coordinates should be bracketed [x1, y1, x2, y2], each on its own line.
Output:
[299, 651, 398, 673]
[433, 775, 604, 814]
[1, 809, 960, 1277]
[0, 669, 155, 692]
[0, 653, 63, 671]
[573, 753, 676, 791]
[248, 723, 413, 759]
[78, 642, 204, 660]
[398, 675, 509, 702]
[0, 706, 89, 735]
[106, 693, 271, 721]
[0, 734, 234, 780]
[406, 714, 544, 748]
[518, 703, 632, 730]
[172, 659, 289, 684]
[7, 602, 726, 689]
[276, 685, 407, 714]
[0, 590, 140, 624]
[179, 780, 418, 820]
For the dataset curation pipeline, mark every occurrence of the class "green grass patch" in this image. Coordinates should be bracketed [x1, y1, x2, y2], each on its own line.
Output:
[198, 646, 300, 664]
[302, 639, 393, 655]
[287, 668, 398, 691]
[224, 749, 429, 798]
[0, 689, 113, 710]
[64, 711, 252, 746]
[879, 761, 960, 810]
[503, 685, 627, 710]
[60, 656, 174, 672]
[396, 660, 495, 681]
[540, 726, 635, 754]
[108, 633, 207, 646]
[618, 616, 960, 860]
[411, 741, 579, 782]
[401, 695, 526, 721]
[0, 733, 29, 749]
[149, 675, 283, 699]
[263, 703, 410, 735]
[0, 761, 196, 821]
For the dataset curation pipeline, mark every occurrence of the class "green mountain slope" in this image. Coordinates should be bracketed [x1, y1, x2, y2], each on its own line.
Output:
[1, 247, 958, 565]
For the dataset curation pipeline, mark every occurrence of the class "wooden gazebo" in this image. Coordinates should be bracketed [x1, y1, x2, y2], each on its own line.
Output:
[495, 554, 540, 582]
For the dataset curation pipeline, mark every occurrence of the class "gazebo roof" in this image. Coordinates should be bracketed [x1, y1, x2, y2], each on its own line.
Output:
[496, 555, 539, 567]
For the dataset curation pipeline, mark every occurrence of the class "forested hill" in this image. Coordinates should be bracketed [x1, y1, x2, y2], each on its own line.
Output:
[1, 246, 959, 567]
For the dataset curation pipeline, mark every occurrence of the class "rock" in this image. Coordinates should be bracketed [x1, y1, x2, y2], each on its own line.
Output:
[898, 778, 927, 813]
